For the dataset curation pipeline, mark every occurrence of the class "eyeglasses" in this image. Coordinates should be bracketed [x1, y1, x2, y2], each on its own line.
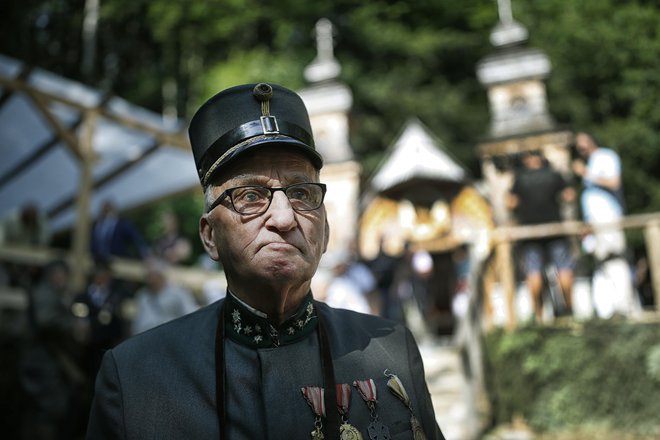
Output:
[208, 182, 327, 215]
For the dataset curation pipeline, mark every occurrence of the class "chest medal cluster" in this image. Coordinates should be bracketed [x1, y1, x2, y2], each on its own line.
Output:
[302, 372, 427, 440]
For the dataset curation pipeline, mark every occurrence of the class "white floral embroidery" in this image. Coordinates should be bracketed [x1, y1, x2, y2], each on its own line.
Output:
[287, 327, 295, 335]
[255, 324, 262, 333]
[232, 309, 241, 323]
[244, 325, 252, 335]
[297, 319, 304, 328]
[234, 323, 242, 333]
[254, 335, 263, 343]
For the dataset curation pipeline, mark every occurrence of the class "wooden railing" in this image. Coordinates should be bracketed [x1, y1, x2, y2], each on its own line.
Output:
[488, 211, 660, 329]
[0, 244, 224, 296]
[449, 211, 660, 439]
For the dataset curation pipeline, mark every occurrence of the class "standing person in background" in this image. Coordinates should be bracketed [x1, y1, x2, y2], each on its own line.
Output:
[86, 82, 443, 439]
[90, 200, 149, 261]
[18, 260, 85, 440]
[1, 202, 50, 247]
[131, 259, 198, 335]
[369, 236, 403, 321]
[321, 250, 373, 314]
[573, 132, 637, 318]
[0, 203, 51, 290]
[391, 242, 434, 340]
[507, 150, 576, 322]
[72, 261, 128, 384]
[152, 210, 192, 265]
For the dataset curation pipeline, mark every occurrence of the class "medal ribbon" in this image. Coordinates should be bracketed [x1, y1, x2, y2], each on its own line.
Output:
[336, 383, 351, 417]
[302, 386, 326, 418]
[353, 379, 377, 405]
[354, 379, 390, 440]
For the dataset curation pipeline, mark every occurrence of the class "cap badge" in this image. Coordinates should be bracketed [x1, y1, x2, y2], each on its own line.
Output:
[253, 83, 279, 135]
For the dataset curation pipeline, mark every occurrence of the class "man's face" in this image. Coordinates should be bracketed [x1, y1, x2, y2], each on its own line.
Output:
[575, 133, 595, 159]
[522, 152, 542, 169]
[200, 149, 329, 290]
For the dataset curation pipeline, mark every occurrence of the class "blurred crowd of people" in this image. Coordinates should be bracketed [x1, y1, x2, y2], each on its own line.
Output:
[506, 131, 653, 324]
[0, 202, 203, 439]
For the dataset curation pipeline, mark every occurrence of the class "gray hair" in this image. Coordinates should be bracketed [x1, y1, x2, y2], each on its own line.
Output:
[203, 185, 217, 213]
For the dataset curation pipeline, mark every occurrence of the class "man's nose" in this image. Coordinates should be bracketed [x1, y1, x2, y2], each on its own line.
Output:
[264, 191, 296, 230]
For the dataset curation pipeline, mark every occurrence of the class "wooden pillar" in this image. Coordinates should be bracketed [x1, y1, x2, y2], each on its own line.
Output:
[70, 110, 96, 291]
[481, 257, 496, 330]
[496, 240, 516, 329]
[644, 220, 660, 311]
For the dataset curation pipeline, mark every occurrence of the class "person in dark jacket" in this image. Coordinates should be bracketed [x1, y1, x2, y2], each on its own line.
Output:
[86, 83, 444, 439]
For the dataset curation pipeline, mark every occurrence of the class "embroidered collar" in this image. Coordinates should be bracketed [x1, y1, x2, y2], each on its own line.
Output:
[224, 291, 317, 348]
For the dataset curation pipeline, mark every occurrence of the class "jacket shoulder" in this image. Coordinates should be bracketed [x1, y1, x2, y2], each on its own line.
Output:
[113, 299, 222, 361]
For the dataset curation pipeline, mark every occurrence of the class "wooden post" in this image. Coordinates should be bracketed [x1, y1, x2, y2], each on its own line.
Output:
[644, 220, 660, 311]
[70, 110, 96, 292]
[496, 240, 517, 329]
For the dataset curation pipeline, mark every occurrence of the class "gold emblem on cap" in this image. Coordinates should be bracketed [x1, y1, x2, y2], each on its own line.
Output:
[253, 83, 279, 136]
[253, 83, 273, 116]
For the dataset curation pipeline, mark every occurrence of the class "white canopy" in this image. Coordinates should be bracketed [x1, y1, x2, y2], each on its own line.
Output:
[0, 54, 199, 232]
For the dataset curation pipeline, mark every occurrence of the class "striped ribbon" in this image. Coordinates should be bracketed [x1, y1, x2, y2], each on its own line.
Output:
[301, 386, 326, 418]
[353, 378, 377, 403]
[336, 383, 352, 416]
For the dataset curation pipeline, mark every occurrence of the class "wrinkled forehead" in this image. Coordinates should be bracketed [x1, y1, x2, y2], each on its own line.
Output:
[208, 146, 319, 187]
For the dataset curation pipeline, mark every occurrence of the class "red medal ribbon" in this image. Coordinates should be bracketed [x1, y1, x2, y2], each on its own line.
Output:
[301, 386, 326, 418]
[336, 383, 352, 416]
[353, 378, 377, 403]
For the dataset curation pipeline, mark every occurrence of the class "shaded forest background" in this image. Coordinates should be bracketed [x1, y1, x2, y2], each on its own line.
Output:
[1, 0, 659, 252]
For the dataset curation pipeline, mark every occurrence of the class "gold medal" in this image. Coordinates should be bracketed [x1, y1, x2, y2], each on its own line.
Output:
[311, 427, 325, 440]
[336, 383, 363, 440]
[340, 422, 363, 440]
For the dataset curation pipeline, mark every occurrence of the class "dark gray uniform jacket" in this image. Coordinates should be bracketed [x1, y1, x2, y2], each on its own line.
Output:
[86, 298, 444, 439]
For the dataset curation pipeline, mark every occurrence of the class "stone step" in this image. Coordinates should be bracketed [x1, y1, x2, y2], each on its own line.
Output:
[420, 340, 475, 440]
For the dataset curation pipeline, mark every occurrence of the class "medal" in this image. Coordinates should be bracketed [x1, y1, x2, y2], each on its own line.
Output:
[384, 370, 428, 440]
[353, 379, 390, 440]
[340, 423, 362, 440]
[302, 386, 326, 440]
[336, 383, 363, 440]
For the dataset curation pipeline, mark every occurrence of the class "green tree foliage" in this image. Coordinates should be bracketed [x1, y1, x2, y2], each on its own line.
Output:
[484, 321, 660, 438]
[1, 0, 659, 244]
[514, 0, 660, 217]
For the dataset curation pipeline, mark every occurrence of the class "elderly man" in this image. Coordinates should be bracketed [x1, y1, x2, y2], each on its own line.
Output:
[86, 83, 443, 439]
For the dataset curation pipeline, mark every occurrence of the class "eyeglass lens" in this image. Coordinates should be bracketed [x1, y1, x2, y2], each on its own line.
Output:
[230, 183, 324, 214]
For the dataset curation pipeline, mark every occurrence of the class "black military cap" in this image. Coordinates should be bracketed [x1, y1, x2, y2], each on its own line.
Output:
[188, 83, 323, 187]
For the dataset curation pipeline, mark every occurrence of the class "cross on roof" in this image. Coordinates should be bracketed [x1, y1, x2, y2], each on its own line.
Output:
[497, 0, 513, 24]
[314, 18, 335, 62]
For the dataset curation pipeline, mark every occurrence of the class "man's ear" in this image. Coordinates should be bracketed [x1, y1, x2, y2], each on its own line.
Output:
[199, 214, 220, 261]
